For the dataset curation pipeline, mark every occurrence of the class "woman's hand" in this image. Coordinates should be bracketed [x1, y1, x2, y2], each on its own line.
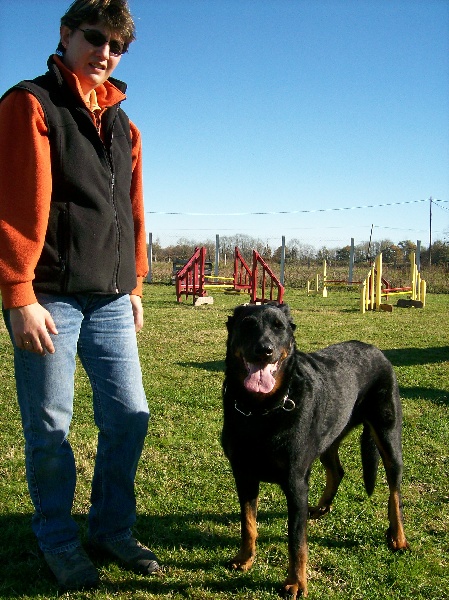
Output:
[9, 303, 58, 355]
[130, 294, 144, 333]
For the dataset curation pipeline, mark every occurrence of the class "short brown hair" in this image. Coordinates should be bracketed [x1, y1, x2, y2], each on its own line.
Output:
[57, 0, 135, 55]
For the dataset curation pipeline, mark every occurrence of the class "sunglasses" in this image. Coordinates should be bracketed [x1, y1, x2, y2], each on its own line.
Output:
[76, 28, 127, 56]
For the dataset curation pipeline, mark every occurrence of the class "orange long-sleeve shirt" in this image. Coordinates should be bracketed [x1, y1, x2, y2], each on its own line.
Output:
[0, 55, 148, 309]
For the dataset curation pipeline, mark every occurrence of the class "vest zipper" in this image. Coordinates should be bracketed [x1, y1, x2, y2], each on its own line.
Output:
[91, 108, 122, 293]
[58, 204, 70, 292]
[108, 114, 122, 293]
[110, 169, 121, 292]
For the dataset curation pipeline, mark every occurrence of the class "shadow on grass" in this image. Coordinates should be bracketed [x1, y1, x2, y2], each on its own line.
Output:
[177, 347, 449, 375]
[399, 385, 448, 407]
[383, 346, 449, 366]
[382, 347, 449, 406]
[180, 347, 449, 374]
[0, 509, 364, 597]
[179, 353, 449, 408]
[177, 360, 225, 373]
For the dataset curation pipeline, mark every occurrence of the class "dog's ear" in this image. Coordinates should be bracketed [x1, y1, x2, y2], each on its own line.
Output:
[227, 304, 249, 332]
[278, 303, 291, 317]
[278, 303, 296, 331]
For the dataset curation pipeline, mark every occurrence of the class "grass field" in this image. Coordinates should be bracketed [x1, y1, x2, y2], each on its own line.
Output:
[0, 284, 448, 599]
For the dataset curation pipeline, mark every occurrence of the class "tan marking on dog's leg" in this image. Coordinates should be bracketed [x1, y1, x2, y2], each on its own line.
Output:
[230, 499, 258, 571]
[308, 466, 339, 519]
[387, 490, 409, 551]
[282, 538, 308, 598]
[368, 429, 409, 551]
[309, 446, 343, 519]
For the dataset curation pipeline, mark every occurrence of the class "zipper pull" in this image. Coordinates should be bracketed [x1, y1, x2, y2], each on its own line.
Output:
[92, 107, 101, 133]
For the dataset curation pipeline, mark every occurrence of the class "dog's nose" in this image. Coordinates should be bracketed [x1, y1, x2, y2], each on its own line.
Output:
[255, 344, 274, 359]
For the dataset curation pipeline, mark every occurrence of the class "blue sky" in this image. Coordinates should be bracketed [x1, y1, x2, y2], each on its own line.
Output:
[1, 0, 448, 250]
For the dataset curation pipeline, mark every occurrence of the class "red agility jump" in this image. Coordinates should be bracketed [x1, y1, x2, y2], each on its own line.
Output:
[175, 246, 284, 305]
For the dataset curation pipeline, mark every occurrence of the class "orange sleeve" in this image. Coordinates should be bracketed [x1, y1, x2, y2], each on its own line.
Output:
[0, 90, 52, 309]
[129, 119, 149, 296]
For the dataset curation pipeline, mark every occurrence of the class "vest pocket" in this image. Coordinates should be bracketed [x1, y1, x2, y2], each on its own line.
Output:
[34, 203, 69, 290]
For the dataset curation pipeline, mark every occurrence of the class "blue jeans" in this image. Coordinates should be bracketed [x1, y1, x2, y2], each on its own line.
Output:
[3, 293, 149, 553]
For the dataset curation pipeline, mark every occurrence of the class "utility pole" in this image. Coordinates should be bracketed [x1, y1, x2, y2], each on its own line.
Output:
[147, 232, 153, 283]
[368, 224, 374, 265]
[215, 234, 220, 276]
[349, 238, 355, 283]
[429, 197, 432, 267]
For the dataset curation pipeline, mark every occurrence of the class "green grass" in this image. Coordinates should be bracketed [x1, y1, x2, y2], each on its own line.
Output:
[0, 285, 448, 599]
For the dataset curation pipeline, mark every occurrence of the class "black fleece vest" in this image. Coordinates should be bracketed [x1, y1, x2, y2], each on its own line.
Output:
[4, 57, 137, 295]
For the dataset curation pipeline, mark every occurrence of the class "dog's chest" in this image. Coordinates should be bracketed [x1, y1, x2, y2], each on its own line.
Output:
[222, 413, 298, 479]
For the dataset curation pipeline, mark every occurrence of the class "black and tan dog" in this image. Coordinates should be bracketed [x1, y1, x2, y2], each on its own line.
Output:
[221, 303, 409, 598]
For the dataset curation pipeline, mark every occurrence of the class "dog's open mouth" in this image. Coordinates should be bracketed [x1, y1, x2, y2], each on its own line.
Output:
[243, 359, 279, 394]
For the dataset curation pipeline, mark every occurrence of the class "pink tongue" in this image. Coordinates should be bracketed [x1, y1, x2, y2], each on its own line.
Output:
[244, 363, 276, 393]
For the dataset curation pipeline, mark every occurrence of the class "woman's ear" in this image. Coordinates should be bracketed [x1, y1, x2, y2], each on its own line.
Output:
[60, 25, 72, 51]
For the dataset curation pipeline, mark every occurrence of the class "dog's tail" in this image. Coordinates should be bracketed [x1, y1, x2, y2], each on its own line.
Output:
[360, 425, 380, 497]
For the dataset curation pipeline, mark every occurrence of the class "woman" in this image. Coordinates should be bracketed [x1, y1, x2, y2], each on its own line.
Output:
[0, 0, 159, 590]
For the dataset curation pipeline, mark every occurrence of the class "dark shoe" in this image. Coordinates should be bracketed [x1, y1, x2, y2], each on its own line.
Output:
[91, 536, 160, 575]
[44, 546, 99, 590]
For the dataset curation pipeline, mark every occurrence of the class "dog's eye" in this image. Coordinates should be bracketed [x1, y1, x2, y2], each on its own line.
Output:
[273, 319, 284, 329]
[241, 316, 257, 330]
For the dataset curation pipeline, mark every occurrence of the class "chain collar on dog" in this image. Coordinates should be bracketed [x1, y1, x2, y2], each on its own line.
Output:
[234, 393, 296, 417]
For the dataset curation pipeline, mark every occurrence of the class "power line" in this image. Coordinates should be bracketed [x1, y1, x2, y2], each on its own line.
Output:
[151, 224, 439, 234]
[146, 197, 447, 217]
[433, 200, 449, 212]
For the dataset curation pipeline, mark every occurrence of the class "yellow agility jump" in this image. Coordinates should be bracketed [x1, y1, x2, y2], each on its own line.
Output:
[360, 252, 426, 313]
[307, 260, 361, 297]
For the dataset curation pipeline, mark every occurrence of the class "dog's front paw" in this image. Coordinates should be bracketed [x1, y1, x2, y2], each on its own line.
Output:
[386, 527, 410, 552]
[280, 579, 308, 598]
[228, 553, 255, 571]
[308, 504, 331, 519]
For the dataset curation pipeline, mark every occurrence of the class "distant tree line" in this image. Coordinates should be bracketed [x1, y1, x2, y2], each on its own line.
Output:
[150, 234, 449, 268]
